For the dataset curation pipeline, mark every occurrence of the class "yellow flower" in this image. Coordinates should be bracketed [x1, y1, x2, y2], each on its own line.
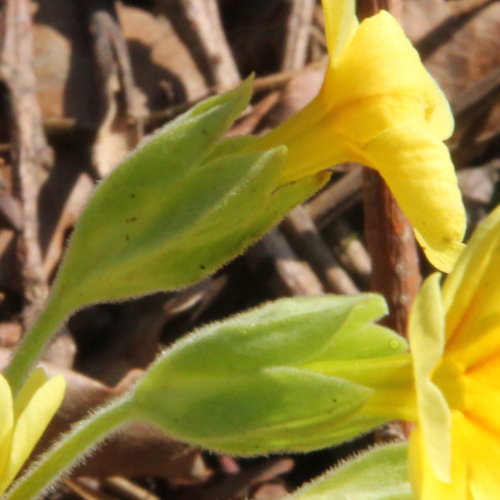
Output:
[252, 0, 465, 272]
[408, 205, 500, 499]
[0, 368, 66, 494]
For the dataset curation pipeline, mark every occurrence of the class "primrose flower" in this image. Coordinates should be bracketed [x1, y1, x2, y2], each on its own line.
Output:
[253, 0, 465, 272]
[0, 368, 65, 494]
[408, 205, 500, 499]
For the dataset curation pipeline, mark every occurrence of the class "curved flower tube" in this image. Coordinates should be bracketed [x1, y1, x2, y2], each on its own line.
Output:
[0, 369, 66, 494]
[408, 205, 500, 499]
[252, 0, 466, 272]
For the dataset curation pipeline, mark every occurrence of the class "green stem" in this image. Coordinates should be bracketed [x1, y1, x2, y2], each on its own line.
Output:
[4, 396, 134, 500]
[5, 296, 70, 395]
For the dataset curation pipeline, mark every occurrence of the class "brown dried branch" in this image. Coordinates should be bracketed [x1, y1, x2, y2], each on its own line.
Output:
[228, 91, 281, 137]
[363, 170, 421, 335]
[0, 0, 52, 319]
[157, 0, 240, 89]
[307, 165, 363, 227]
[102, 477, 161, 500]
[64, 478, 118, 500]
[0, 185, 23, 231]
[193, 457, 294, 500]
[282, 206, 359, 294]
[281, 0, 316, 71]
[246, 229, 325, 297]
[84, 0, 146, 176]
[326, 217, 372, 288]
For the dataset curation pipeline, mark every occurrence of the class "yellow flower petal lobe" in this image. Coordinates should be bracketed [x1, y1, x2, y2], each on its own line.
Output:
[427, 78, 455, 140]
[362, 123, 465, 272]
[13, 367, 48, 418]
[321, 0, 358, 61]
[254, 7, 464, 271]
[462, 355, 500, 438]
[0, 372, 66, 492]
[409, 420, 468, 500]
[328, 11, 445, 120]
[443, 205, 500, 361]
[409, 207, 500, 498]
[0, 375, 14, 488]
[462, 414, 500, 500]
[409, 273, 451, 482]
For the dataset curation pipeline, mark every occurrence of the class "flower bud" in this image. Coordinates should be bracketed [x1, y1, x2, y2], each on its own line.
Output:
[49, 79, 325, 313]
[132, 294, 407, 454]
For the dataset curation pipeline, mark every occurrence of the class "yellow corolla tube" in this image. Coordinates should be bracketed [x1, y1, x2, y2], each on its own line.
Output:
[408, 205, 500, 499]
[253, 0, 465, 272]
[0, 369, 66, 494]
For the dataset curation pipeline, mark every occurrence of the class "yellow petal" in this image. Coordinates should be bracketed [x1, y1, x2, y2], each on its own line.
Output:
[408, 273, 451, 482]
[13, 367, 49, 418]
[0, 375, 14, 489]
[328, 10, 454, 139]
[0, 373, 66, 491]
[442, 205, 500, 365]
[321, 0, 358, 60]
[361, 121, 465, 272]
[409, 412, 470, 500]
[254, 94, 355, 185]
[331, 93, 429, 145]
[462, 414, 500, 500]
[427, 78, 455, 141]
[447, 315, 500, 383]
[462, 354, 500, 437]
[248, 4, 463, 270]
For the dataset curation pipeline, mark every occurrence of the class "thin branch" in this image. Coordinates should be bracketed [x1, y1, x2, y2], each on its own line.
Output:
[281, 0, 316, 71]
[0, 0, 52, 320]
[157, 0, 240, 88]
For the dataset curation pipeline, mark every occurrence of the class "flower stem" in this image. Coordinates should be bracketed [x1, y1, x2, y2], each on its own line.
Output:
[4, 396, 135, 500]
[362, 170, 421, 335]
[5, 295, 70, 395]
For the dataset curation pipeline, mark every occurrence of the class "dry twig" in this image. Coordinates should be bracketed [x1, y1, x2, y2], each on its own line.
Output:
[84, 0, 145, 176]
[0, 0, 52, 319]
[282, 206, 359, 294]
[281, 0, 316, 71]
[157, 0, 240, 88]
[247, 229, 325, 297]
